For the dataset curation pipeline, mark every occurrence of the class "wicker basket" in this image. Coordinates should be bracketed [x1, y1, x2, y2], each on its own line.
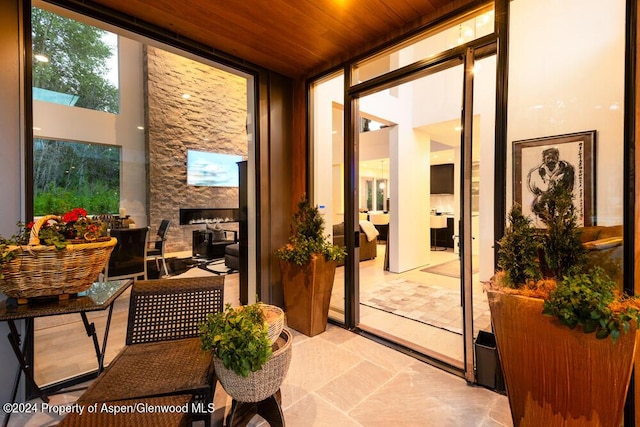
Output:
[214, 328, 293, 403]
[236, 303, 284, 344]
[261, 304, 285, 344]
[0, 215, 117, 299]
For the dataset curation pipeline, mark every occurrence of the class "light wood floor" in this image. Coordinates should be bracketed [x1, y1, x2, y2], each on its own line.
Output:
[34, 266, 240, 386]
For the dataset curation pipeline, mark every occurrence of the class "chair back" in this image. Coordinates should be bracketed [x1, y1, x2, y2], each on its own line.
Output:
[105, 226, 149, 281]
[155, 219, 171, 251]
[369, 213, 390, 225]
[126, 276, 225, 345]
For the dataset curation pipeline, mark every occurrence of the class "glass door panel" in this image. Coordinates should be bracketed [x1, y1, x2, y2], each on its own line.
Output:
[311, 71, 346, 324]
[356, 64, 466, 368]
[469, 54, 496, 372]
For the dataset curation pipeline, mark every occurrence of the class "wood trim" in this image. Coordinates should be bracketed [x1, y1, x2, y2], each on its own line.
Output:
[292, 79, 307, 209]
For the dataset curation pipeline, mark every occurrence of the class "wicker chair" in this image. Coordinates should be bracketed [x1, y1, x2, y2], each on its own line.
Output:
[69, 277, 225, 427]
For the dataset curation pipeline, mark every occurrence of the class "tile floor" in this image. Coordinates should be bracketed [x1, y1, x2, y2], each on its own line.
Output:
[8, 324, 513, 427]
[9, 249, 513, 426]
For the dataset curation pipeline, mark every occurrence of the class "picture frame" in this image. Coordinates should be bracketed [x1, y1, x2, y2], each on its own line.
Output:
[513, 130, 596, 227]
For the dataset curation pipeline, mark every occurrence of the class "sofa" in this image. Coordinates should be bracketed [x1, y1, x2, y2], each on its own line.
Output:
[333, 222, 377, 266]
[580, 224, 623, 288]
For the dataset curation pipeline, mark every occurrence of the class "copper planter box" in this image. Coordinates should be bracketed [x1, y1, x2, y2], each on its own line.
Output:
[279, 255, 337, 337]
[487, 290, 637, 427]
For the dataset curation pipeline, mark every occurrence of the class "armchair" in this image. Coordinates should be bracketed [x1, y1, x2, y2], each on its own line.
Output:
[333, 222, 377, 266]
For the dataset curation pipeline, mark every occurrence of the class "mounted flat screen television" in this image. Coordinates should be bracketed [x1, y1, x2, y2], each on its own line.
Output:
[187, 150, 243, 187]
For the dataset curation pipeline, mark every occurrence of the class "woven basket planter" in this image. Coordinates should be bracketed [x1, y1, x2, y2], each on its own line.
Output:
[235, 303, 284, 344]
[261, 304, 285, 344]
[0, 215, 116, 300]
[214, 328, 292, 403]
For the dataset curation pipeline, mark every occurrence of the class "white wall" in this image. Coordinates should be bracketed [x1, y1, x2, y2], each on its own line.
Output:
[507, 0, 625, 226]
[32, 37, 147, 226]
[314, 73, 344, 230]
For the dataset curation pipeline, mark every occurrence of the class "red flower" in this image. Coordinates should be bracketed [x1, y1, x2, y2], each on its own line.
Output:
[26, 221, 34, 230]
[62, 207, 87, 223]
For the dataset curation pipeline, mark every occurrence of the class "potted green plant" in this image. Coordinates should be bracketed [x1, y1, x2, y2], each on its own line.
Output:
[275, 195, 345, 337]
[199, 302, 292, 403]
[488, 185, 639, 427]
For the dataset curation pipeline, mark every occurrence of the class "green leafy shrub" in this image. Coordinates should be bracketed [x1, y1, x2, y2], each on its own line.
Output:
[497, 204, 541, 288]
[536, 185, 586, 279]
[275, 195, 346, 265]
[542, 267, 640, 342]
[198, 303, 272, 377]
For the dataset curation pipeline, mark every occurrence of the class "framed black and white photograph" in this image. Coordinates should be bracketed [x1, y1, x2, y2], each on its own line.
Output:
[513, 130, 596, 227]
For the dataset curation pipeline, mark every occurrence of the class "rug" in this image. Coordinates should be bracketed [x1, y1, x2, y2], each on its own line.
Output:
[147, 257, 237, 278]
[360, 279, 491, 335]
[420, 257, 479, 278]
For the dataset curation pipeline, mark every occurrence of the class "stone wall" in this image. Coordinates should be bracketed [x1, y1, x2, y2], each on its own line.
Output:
[146, 46, 248, 253]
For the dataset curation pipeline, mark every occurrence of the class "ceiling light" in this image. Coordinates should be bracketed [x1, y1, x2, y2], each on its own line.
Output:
[137, 126, 144, 130]
[34, 54, 49, 63]
[182, 93, 191, 99]
[454, 126, 463, 131]
[33, 126, 41, 131]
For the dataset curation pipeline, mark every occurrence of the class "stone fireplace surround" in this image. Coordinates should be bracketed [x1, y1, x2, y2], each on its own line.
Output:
[145, 46, 248, 254]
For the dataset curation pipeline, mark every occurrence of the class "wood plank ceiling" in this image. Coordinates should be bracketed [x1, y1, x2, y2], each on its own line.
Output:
[89, 0, 461, 78]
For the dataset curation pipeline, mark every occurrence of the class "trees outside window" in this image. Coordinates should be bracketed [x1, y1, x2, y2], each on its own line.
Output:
[33, 139, 120, 216]
[32, 7, 119, 113]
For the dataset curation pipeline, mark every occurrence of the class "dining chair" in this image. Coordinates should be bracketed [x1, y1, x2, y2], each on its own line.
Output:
[102, 226, 150, 282]
[146, 219, 171, 277]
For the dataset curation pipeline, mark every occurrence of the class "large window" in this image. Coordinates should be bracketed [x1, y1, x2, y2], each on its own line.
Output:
[507, 0, 625, 288]
[33, 139, 120, 215]
[30, 3, 256, 388]
[352, 6, 494, 85]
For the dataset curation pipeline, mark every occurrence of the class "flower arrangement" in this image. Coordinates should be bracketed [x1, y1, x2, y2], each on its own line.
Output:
[0, 208, 115, 294]
[275, 195, 345, 265]
[21, 207, 109, 249]
[0, 207, 109, 279]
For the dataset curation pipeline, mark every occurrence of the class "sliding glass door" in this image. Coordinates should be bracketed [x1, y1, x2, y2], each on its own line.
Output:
[353, 49, 495, 378]
[309, 4, 497, 378]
